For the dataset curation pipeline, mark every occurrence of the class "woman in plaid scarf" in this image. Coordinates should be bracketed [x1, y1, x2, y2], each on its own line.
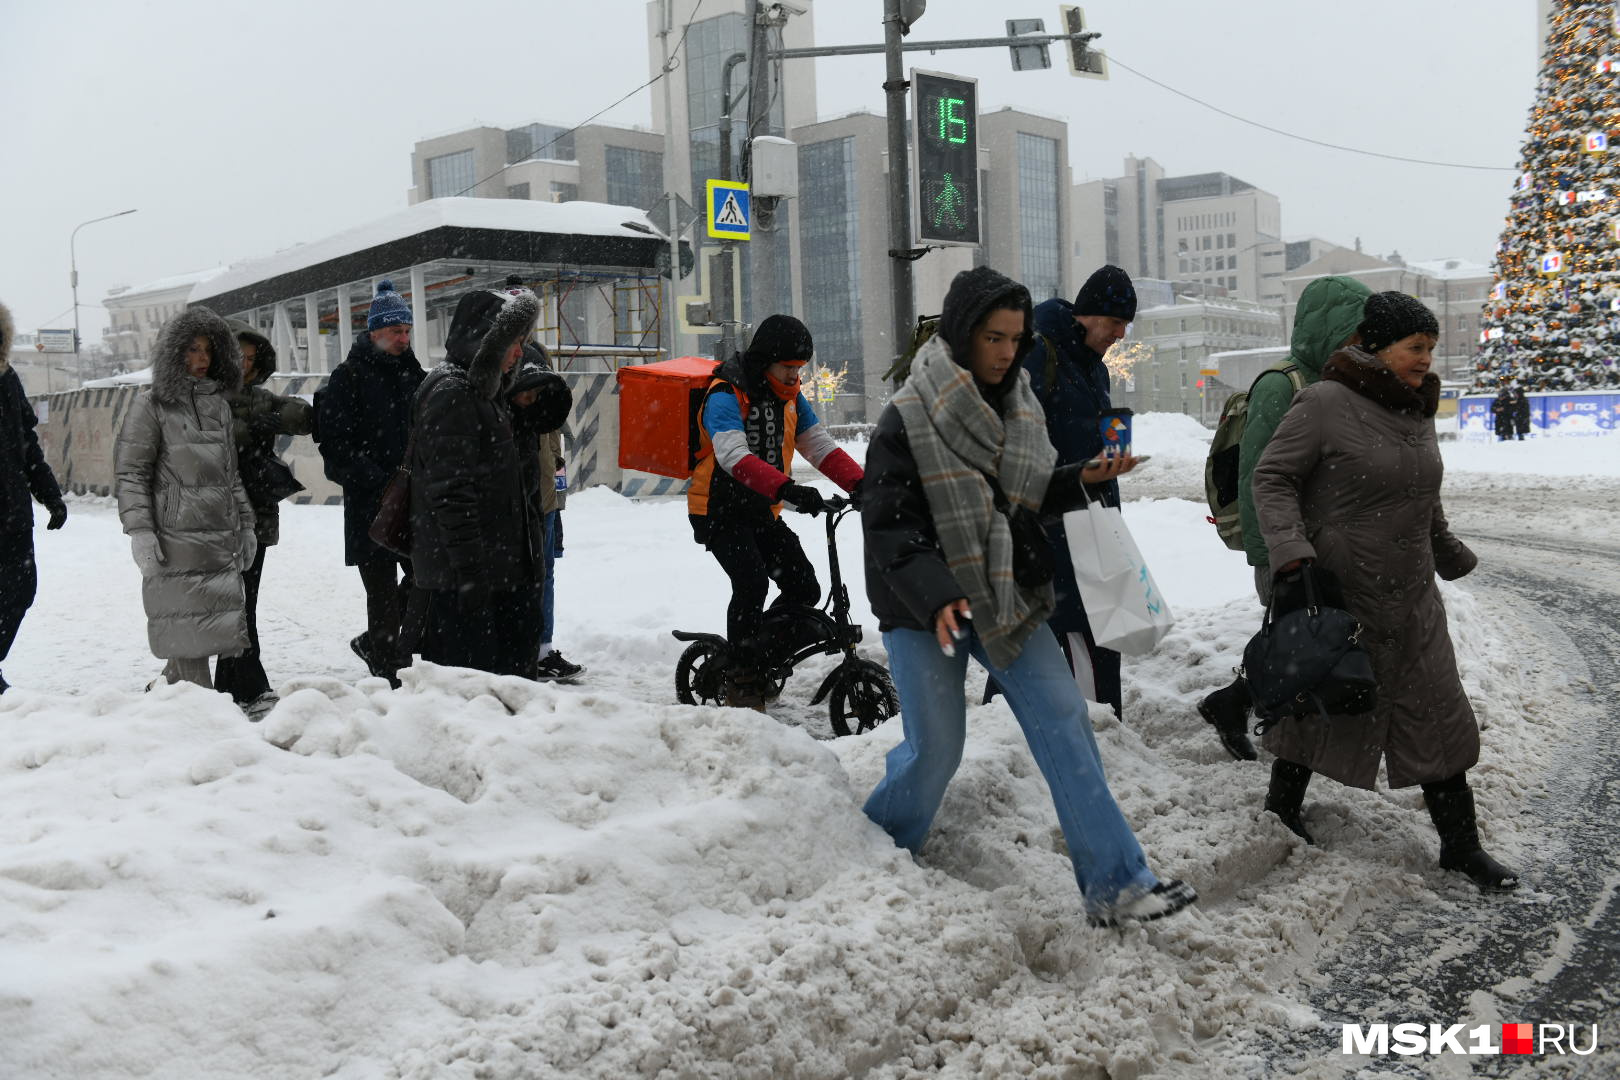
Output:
[859, 266, 1196, 927]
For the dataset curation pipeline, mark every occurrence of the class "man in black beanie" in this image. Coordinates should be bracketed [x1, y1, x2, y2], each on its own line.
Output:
[1017, 265, 1142, 718]
[317, 280, 426, 686]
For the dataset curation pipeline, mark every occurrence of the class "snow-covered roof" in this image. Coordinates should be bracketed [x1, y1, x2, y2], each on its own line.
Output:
[81, 367, 153, 388]
[1406, 257, 1492, 280]
[105, 267, 228, 304]
[1208, 345, 1289, 361]
[189, 197, 669, 310]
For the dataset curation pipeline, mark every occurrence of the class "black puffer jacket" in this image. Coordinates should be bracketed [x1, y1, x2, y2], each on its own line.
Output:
[409, 290, 544, 592]
[0, 301, 62, 548]
[862, 267, 1093, 634]
[316, 333, 426, 565]
[225, 320, 314, 546]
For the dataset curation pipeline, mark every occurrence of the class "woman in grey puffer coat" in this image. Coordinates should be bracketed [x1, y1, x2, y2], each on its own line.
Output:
[115, 307, 256, 689]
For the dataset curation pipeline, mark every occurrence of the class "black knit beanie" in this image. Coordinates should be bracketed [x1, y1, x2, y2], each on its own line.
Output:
[1074, 265, 1136, 322]
[1357, 291, 1439, 353]
[745, 314, 814, 367]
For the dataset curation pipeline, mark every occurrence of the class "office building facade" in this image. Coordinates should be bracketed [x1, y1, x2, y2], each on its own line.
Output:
[409, 123, 665, 209]
[1115, 289, 1284, 421]
[1073, 157, 1285, 306]
[1281, 249, 1492, 382]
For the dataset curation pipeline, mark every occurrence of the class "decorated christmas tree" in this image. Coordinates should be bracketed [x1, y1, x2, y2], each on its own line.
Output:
[1476, 0, 1620, 391]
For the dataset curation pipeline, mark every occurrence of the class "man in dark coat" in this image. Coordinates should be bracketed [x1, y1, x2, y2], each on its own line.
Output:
[316, 281, 425, 684]
[1020, 265, 1139, 718]
[1490, 387, 1512, 441]
[0, 301, 67, 692]
[409, 286, 544, 677]
[1510, 385, 1531, 440]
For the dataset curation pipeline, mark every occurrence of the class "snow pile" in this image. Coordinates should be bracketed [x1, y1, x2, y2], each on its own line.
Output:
[0, 422, 1564, 1077]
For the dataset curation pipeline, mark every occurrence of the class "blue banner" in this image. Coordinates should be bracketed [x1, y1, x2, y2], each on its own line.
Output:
[1458, 392, 1620, 438]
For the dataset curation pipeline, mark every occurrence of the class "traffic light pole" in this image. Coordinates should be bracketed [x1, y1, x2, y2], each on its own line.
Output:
[882, 0, 915, 367]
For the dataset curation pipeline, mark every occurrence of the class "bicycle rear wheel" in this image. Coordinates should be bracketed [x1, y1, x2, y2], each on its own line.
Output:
[675, 640, 727, 706]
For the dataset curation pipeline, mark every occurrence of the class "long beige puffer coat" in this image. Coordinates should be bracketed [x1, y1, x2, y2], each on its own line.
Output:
[114, 308, 254, 660]
[1251, 347, 1479, 790]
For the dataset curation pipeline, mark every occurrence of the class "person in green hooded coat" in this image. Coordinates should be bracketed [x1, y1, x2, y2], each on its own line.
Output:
[1195, 275, 1371, 760]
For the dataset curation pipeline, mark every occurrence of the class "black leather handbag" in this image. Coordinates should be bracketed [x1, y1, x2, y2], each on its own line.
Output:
[982, 473, 1054, 589]
[1243, 565, 1377, 729]
[368, 423, 417, 558]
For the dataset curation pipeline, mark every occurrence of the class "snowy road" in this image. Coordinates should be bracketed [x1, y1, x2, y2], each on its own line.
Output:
[1249, 527, 1620, 1078]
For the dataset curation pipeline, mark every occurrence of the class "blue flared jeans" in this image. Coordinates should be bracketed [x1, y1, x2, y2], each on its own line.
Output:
[863, 623, 1158, 913]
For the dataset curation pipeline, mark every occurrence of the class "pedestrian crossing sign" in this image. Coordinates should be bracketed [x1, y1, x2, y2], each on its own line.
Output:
[706, 179, 751, 241]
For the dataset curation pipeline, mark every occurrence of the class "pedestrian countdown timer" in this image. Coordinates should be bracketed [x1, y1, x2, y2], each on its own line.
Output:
[911, 69, 981, 247]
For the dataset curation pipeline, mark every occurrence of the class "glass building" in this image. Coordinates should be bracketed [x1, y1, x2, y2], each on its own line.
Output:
[426, 150, 476, 199]
[605, 146, 665, 212]
[1017, 133, 1064, 302]
[682, 12, 785, 197]
[506, 123, 576, 164]
[797, 136, 863, 392]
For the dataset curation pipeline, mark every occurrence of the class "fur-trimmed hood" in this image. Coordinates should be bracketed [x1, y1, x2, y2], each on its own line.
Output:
[1322, 346, 1440, 418]
[0, 300, 14, 375]
[224, 318, 275, 386]
[151, 307, 242, 404]
[443, 289, 542, 399]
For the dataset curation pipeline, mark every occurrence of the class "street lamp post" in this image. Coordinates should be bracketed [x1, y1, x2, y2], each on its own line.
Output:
[70, 208, 138, 388]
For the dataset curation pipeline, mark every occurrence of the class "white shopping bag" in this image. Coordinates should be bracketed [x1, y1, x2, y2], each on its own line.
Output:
[1062, 500, 1174, 655]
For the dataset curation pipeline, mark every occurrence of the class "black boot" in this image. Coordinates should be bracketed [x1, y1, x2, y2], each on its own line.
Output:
[1198, 677, 1257, 760]
[1423, 775, 1518, 890]
[1264, 758, 1314, 844]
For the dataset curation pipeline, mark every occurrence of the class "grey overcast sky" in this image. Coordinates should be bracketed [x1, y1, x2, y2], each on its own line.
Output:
[1, 0, 1535, 342]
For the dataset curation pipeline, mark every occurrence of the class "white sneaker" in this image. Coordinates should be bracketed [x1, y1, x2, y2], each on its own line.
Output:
[1089, 880, 1198, 928]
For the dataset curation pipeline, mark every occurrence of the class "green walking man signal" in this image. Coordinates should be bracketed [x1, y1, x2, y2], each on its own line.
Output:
[932, 172, 966, 229]
[911, 69, 979, 246]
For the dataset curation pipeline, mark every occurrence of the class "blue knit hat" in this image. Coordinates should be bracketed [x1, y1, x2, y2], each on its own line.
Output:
[368, 279, 413, 331]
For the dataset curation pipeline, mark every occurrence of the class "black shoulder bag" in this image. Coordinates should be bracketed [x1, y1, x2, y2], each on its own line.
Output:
[1242, 565, 1377, 731]
[982, 473, 1054, 589]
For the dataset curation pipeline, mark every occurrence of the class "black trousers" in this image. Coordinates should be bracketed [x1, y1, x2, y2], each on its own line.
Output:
[0, 538, 37, 665]
[357, 553, 415, 669]
[215, 544, 269, 703]
[704, 517, 819, 666]
[420, 587, 541, 677]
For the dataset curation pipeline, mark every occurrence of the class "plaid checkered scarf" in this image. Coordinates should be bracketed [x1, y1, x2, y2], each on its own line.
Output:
[892, 336, 1056, 669]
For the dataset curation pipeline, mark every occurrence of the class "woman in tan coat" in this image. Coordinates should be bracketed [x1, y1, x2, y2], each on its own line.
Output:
[1251, 291, 1516, 890]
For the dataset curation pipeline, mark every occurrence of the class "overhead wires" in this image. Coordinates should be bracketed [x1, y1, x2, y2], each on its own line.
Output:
[1108, 55, 1518, 173]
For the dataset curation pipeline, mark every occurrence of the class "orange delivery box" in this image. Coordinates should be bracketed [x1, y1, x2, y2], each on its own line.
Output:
[615, 355, 723, 479]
